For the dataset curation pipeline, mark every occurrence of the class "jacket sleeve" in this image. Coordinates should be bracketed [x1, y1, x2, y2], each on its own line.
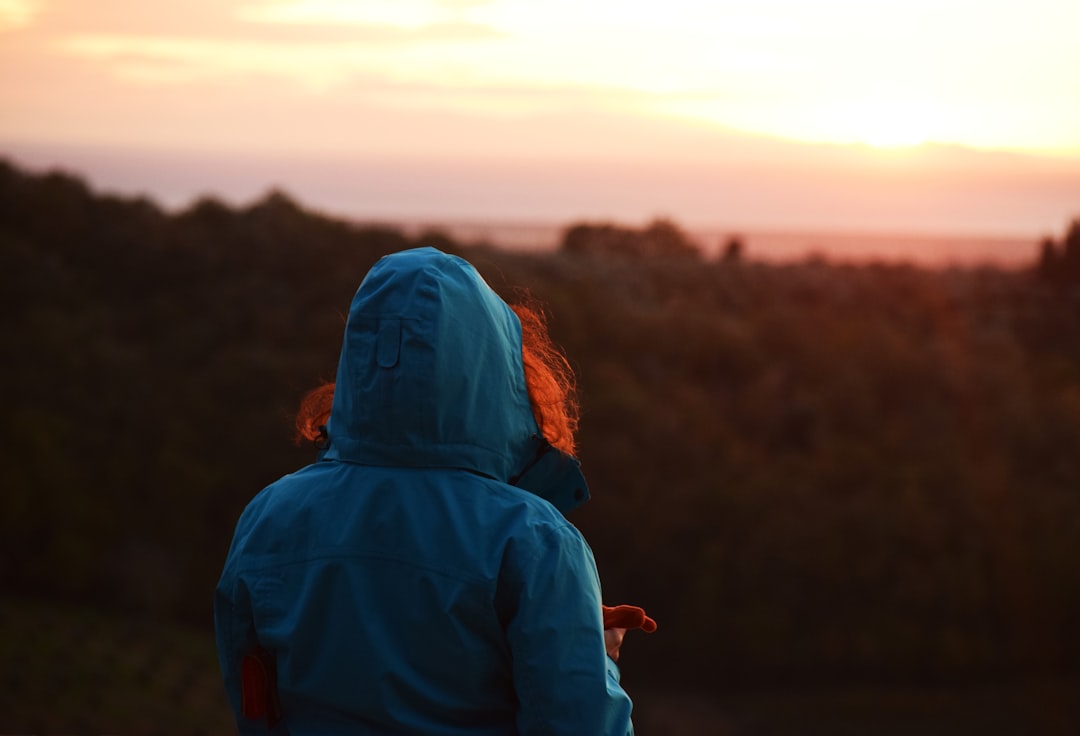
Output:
[215, 563, 261, 735]
[214, 514, 294, 736]
[504, 523, 635, 736]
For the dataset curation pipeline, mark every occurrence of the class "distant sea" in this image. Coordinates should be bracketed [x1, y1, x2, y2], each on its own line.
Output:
[396, 220, 1041, 268]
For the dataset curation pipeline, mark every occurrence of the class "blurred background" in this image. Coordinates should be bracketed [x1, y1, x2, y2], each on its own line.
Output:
[2, 1, 1079, 733]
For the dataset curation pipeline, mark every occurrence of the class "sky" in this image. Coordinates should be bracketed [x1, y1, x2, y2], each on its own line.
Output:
[2, 0, 1080, 250]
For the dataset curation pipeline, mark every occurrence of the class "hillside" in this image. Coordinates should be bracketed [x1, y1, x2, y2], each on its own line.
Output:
[2, 157, 1079, 731]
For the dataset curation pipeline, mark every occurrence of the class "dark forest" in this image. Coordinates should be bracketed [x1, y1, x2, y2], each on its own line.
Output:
[2, 157, 1078, 733]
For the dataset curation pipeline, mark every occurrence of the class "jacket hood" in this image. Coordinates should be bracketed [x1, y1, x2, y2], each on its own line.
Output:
[322, 248, 587, 510]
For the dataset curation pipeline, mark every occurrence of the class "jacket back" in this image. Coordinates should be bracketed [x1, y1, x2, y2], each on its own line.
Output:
[214, 248, 633, 735]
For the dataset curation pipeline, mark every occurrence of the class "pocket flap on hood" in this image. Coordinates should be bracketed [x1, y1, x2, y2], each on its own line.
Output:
[377, 318, 401, 368]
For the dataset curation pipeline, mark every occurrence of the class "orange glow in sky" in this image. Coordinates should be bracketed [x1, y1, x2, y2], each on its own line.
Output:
[1, 0, 1079, 238]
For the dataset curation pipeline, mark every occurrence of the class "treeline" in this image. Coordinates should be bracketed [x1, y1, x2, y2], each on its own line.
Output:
[1037, 218, 1080, 287]
[2, 157, 1079, 691]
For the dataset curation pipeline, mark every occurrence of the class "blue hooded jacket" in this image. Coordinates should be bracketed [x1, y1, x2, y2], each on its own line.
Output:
[215, 247, 635, 735]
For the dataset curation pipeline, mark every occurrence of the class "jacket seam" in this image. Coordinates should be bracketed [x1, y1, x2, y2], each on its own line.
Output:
[234, 548, 493, 588]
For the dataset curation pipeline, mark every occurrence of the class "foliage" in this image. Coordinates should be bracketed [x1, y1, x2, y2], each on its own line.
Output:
[1, 595, 231, 734]
[2, 157, 1079, 693]
[1036, 218, 1080, 286]
[560, 217, 702, 259]
[6, 594, 1074, 735]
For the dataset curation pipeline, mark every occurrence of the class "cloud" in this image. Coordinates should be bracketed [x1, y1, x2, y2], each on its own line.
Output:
[56, 34, 371, 88]
[55, 19, 514, 92]
[436, 0, 496, 9]
[10, 0, 1080, 158]
[0, 0, 40, 31]
[43, 0, 505, 91]
[235, 0, 493, 29]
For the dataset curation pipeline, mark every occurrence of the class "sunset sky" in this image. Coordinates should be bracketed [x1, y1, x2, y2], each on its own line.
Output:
[2, 0, 1079, 246]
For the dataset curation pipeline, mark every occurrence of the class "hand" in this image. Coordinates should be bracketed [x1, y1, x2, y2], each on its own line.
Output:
[601, 604, 656, 663]
[601, 604, 657, 633]
[605, 627, 627, 662]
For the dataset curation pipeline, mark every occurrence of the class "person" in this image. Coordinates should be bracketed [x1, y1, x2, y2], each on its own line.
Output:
[214, 246, 651, 735]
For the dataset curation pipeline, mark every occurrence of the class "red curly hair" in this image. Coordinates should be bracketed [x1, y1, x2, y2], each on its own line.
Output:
[295, 302, 579, 455]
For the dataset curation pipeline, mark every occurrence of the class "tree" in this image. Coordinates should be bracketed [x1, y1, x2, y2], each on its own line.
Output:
[560, 218, 700, 259]
[722, 234, 745, 264]
[1035, 217, 1080, 285]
